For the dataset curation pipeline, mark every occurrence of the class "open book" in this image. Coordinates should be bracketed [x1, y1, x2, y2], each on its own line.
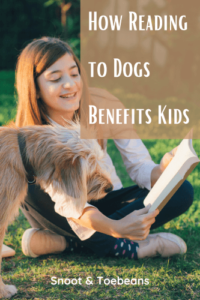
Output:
[144, 130, 199, 212]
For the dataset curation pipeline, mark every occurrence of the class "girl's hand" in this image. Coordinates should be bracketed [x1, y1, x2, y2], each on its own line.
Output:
[160, 146, 178, 172]
[115, 205, 159, 240]
[73, 205, 158, 241]
[151, 146, 178, 187]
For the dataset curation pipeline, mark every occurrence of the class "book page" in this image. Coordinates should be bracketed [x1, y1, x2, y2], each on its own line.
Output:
[144, 136, 199, 212]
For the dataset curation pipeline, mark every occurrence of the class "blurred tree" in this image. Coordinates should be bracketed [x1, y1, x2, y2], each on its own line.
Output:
[44, 0, 80, 57]
[44, 0, 72, 37]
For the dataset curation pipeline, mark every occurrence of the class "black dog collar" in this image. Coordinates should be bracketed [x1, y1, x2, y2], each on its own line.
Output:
[18, 132, 36, 185]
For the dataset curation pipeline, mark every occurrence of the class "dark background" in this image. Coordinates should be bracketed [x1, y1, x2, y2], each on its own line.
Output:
[0, 0, 80, 69]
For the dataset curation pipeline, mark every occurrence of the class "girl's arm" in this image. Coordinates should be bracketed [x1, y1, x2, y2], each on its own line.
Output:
[70, 205, 159, 241]
[113, 138, 158, 191]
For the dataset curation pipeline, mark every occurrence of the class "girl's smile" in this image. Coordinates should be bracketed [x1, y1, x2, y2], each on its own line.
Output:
[60, 92, 77, 99]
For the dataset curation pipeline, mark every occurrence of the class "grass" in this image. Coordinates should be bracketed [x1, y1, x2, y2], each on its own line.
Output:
[1, 71, 200, 299]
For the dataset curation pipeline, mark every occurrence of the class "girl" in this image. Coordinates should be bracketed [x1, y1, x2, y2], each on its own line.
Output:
[15, 37, 193, 260]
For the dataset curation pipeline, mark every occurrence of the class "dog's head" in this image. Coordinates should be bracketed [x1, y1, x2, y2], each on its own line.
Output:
[36, 122, 113, 215]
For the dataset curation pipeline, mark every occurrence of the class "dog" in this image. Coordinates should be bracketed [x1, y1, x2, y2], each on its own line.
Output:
[0, 122, 113, 298]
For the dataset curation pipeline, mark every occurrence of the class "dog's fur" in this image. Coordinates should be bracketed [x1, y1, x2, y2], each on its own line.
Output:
[0, 122, 112, 298]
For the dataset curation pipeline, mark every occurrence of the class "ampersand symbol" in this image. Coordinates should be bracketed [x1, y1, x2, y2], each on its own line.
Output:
[86, 277, 93, 285]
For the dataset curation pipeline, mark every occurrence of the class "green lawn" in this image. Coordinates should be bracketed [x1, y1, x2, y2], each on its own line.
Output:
[1, 71, 200, 299]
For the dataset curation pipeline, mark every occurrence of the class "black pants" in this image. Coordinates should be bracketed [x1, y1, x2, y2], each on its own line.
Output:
[21, 180, 194, 257]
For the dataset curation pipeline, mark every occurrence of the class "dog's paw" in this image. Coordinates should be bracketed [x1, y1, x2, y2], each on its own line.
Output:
[0, 284, 17, 298]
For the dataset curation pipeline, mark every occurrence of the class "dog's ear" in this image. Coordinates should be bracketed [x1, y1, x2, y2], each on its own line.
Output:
[53, 156, 88, 218]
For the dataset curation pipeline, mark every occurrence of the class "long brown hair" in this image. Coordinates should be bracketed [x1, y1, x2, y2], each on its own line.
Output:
[15, 37, 90, 127]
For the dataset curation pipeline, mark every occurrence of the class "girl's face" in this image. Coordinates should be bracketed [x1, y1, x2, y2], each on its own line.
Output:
[37, 53, 83, 123]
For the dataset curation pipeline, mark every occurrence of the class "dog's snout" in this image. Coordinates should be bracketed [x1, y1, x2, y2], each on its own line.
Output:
[105, 183, 113, 193]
